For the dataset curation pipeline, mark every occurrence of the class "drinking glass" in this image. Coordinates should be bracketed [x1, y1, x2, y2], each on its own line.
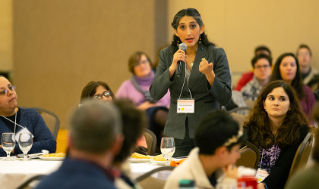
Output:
[1, 133, 15, 161]
[18, 133, 33, 161]
[160, 137, 175, 166]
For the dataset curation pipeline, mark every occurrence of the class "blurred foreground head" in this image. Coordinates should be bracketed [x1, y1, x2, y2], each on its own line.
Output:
[69, 100, 122, 154]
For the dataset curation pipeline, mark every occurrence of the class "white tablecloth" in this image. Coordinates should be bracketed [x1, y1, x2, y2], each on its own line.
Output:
[0, 158, 167, 189]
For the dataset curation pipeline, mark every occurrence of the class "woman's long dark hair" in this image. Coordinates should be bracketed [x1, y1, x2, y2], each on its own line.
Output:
[170, 8, 215, 48]
[244, 80, 308, 148]
[270, 53, 305, 99]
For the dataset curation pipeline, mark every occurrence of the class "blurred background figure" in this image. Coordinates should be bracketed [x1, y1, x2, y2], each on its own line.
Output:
[296, 44, 319, 91]
[244, 80, 309, 189]
[235, 45, 272, 91]
[113, 99, 147, 189]
[270, 53, 316, 121]
[36, 101, 123, 189]
[241, 54, 272, 101]
[80, 81, 147, 150]
[116, 52, 170, 152]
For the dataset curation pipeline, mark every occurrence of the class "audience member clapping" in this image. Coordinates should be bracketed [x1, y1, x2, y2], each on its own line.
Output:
[0, 76, 56, 157]
[243, 80, 309, 189]
[270, 53, 316, 120]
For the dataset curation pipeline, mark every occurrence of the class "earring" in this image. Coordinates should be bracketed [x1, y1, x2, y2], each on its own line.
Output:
[199, 37, 203, 50]
[177, 39, 179, 46]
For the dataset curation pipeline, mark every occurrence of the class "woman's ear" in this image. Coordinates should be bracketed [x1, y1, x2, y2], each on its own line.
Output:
[200, 25, 205, 34]
[174, 29, 179, 37]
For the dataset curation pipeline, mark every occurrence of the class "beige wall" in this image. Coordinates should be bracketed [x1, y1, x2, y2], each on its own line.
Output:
[168, 0, 319, 76]
[0, 0, 12, 71]
[13, 0, 156, 129]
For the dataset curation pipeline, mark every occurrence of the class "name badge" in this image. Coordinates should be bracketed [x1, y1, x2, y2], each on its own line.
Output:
[177, 99, 195, 113]
[15, 127, 34, 142]
[256, 168, 269, 183]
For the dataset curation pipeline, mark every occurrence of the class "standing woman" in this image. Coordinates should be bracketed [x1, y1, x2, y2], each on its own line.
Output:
[150, 8, 232, 157]
[270, 53, 316, 121]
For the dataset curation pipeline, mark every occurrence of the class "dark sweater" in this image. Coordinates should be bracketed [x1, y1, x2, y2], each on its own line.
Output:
[0, 107, 56, 156]
[244, 125, 309, 189]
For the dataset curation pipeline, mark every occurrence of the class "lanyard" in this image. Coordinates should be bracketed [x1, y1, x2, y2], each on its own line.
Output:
[178, 65, 193, 100]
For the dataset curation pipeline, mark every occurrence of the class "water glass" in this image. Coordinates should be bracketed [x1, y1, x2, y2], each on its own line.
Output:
[18, 133, 33, 161]
[1, 133, 15, 161]
[160, 137, 175, 166]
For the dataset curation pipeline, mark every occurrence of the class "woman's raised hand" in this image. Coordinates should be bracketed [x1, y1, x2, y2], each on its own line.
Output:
[169, 49, 187, 78]
[199, 58, 214, 76]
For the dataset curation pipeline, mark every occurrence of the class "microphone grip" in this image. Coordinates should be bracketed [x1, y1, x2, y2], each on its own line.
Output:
[176, 61, 183, 77]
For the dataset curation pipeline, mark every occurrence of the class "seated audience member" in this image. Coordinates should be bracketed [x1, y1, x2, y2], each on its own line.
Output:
[35, 101, 123, 189]
[116, 51, 170, 150]
[270, 53, 316, 120]
[296, 44, 319, 91]
[285, 105, 319, 189]
[113, 99, 146, 189]
[243, 80, 309, 189]
[164, 110, 243, 189]
[0, 76, 56, 157]
[235, 45, 272, 91]
[241, 54, 272, 101]
[80, 81, 147, 150]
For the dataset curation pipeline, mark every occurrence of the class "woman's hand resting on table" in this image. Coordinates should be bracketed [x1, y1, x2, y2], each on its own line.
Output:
[137, 102, 160, 111]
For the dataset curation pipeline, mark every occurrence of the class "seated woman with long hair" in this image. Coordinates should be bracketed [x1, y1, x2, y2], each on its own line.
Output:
[80, 81, 147, 151]
[244, 80, 309, 189]
[270, 53, 316, 121]
[116, 52, 170, 150]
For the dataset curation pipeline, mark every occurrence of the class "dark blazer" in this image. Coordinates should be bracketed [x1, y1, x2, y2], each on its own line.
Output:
[244, 125, 309, 189]
[150, 45, 232, 139]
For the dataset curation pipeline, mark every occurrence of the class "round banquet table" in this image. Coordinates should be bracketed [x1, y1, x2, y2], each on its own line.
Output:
[0, 157, 166, 189]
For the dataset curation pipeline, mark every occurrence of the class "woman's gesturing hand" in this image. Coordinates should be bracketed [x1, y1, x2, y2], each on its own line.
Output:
[169, 49, 187, 78]
[199, 58, 214, 76]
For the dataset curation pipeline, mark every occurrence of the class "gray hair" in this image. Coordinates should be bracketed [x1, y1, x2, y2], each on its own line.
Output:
[69, 100, 122, 154]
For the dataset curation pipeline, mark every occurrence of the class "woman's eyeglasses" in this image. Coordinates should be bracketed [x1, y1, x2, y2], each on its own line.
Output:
[93, 90, 112, 100]
[0, 86, 16, 95]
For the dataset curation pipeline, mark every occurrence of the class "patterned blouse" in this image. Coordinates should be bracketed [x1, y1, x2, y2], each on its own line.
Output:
[258, 144, 281, 173]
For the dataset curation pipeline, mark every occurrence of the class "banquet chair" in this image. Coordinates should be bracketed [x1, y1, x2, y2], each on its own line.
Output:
[230, 112, 247, 128]
[288, 132, 314, 179]
[143, 128, 157, 155]
[244, 99, 255, 108]
[32, 107, 60, 140]
[17, 174, 46, 189]
[236, 141, 260, 169]
[136, 166, 175, 189]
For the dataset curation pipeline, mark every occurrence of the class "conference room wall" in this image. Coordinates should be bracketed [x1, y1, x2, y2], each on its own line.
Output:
[13, 0, 158, 129]
[168, 0, 319, 75]
[0, 0, 12, 71]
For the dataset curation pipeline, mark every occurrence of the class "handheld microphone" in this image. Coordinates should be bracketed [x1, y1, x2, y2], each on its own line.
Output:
[176, 43, 187, 77]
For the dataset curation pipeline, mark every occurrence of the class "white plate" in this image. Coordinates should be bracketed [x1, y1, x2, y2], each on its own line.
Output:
[150, 159, 170, 166]
[128, 158, 151, 163]
[39, 156, 65, 161]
